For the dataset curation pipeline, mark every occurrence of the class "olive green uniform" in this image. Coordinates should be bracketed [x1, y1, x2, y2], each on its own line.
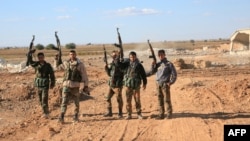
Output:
[104, 60, 124, 117]
[30, 61, 55, 115]
[157, 83, 172, 117]
[123, 59, 147, 117]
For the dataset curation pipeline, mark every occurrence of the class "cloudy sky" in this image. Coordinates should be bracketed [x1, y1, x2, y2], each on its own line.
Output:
[0, 0, 250, 47]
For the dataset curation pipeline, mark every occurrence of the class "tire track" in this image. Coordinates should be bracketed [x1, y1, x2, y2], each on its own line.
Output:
[177, 118, 213, 141]
[116, 120, 129, 141]
[131, 124, 150, 141]
[93, 120, 114, 140]
[206, 88, 224, 113]
[94, 120, 130, 141]
[122, 120, 140, 141]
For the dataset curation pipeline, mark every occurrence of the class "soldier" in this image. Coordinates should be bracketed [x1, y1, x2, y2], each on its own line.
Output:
[57, 50, 89, 123]
[147, 49, 177, 119]
[103, 51, 124, 118]
[123, 51, 147, 120]
[29, 52, 55, 119]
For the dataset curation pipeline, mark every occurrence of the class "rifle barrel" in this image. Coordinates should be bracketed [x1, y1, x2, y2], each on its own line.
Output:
[54, 31, 62, 66]
[148, 40, 157, 62]
[103, 45, 108, 65]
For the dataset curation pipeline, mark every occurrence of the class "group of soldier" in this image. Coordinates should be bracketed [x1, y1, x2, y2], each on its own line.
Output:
[104, 49, 177, 120]
[28, 50, 89, 123]
[27, 48, 177, 123]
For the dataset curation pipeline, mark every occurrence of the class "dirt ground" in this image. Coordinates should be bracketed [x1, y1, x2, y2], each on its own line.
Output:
[0, 45, 250, 141]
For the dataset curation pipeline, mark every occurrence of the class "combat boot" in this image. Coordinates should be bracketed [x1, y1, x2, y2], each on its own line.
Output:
[73, 113, 79, 122]
[118, 108, 123, 119]
[58, 113, 64, 123]
[137, 113, 143, 120]
[103, 107, 113, 117]
[166, 114, 172, 119]
[125, 114, 132, 120]
[42, 113, 49, 119]
[155, 114, 164, 120]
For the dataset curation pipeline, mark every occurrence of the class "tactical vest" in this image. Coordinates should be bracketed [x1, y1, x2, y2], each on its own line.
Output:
[123, 62, 141, 89]
[64, 61, 82, 82]
[108, 62, 123, 88]
[35, 78, 49, 87]
[34, 63, 51, 87]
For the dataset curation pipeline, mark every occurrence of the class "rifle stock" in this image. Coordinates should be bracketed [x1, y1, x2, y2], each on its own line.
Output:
[26, 35, 35, 66]
[147, 40, 157, 63]
[54, 31, 62, 66]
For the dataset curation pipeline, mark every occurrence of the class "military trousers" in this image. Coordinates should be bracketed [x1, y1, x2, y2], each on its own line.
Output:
[61, 87, 80, 115]
[105, 87, 123, 111]
[125, 86, 141, 116]
[156, 83, 172, 116]
[37, 87, 49, 114]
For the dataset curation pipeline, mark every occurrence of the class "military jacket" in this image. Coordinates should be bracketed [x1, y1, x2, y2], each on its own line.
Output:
[30, 61, 55, 88]
[105, 60, 124, 88]
[149, 58, 177, 85]
[122, 59, 147, 89]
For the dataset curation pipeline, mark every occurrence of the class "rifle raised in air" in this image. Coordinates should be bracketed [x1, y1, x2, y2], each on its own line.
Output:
[114, 28, 124, 61]
[103, 45, 108, 65]
[53, 31, 62, 66]
[147, 39, 157, 63]
[26, 35, 35, 66]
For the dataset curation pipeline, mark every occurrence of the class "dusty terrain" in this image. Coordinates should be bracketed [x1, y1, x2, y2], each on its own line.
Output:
[0, 43, 250, 141]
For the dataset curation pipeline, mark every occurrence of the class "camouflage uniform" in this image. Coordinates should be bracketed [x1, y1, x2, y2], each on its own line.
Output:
[123, 59, 147, 119]
[104, 60, 124, 117]
[30, 61, 55, 116]
[148, 58, 177, 119]
[59, 59, 89, 122]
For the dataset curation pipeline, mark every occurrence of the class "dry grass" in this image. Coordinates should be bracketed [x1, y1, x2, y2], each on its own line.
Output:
[0, 40, 229, 62]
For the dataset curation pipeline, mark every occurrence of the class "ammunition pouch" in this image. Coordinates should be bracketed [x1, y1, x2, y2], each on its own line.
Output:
[108, 77, 123, 88]
[123, 76, 141, 89]
[64, 68, 82, 82]
[35, 78, 49, 87]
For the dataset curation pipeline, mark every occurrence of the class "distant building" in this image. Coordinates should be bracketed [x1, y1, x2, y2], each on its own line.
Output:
[230, 29, 250, 52]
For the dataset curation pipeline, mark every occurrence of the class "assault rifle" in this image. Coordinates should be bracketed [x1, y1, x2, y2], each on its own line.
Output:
[147, 39, 157, 63]
[114, 28, 124, 61]
[103, 45, 108, 65]
[26, 35, 35, 66]
[52, 31, 62, 66]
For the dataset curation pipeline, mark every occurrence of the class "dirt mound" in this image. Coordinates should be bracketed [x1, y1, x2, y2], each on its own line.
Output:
[193, 60, 211, 69]
[173, 58, 186, 70]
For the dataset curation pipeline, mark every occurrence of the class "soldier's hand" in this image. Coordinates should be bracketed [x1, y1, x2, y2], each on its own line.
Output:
[83, 86, 90, 95]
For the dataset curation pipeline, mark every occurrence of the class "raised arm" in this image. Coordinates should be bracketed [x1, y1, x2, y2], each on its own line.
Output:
[146, 62, 159, 77]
